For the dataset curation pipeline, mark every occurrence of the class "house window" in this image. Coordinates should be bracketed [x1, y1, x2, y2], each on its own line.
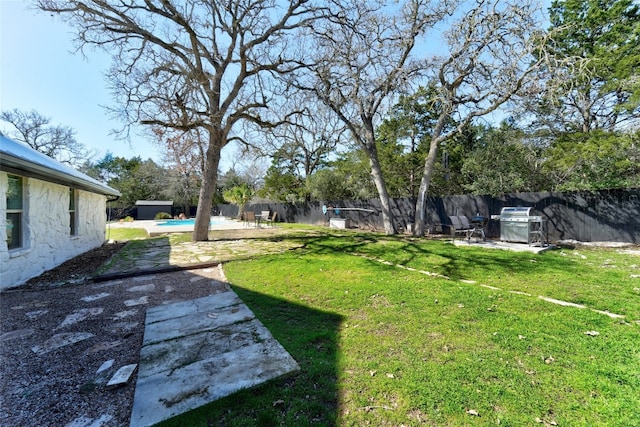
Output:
[6, 175, 23, 249]
[69, 188, 77, 235]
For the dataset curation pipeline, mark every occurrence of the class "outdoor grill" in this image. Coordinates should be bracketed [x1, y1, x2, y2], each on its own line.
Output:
[491, 207, 545, 245]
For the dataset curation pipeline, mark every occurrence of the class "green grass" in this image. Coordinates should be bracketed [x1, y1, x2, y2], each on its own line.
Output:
[104, 226, 149, 241]
[146, 229, 640, 426]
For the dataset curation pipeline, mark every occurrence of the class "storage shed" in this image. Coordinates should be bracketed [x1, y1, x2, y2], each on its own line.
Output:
[1, 135, 121, 289]
[135, 200, 173, 220]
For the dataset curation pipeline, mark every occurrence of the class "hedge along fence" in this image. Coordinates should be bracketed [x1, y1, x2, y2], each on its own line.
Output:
[216, 188, 640, 244]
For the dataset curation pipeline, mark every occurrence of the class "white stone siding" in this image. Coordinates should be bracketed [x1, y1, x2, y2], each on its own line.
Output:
[0, 172, 107, 289]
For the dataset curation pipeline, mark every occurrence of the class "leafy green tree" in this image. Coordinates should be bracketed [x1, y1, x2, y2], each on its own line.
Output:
[90, 153, 142, 186]
[305, 151, 377, 201]
[305, 169, 351, 201]
[118, 159, 168, 206]
[533, 0, 640, 134]
[543, 130, 640, 191]
[461, 123, 550, 196]
[223, 184, 254, 219]
[86, 154, 167, 207]
[376, 87, 482, 198]
[217, 166, 263, 207]
[376, 87, 440, 198]
[429, 124, 477, 196]
[260, 165, 307, 203]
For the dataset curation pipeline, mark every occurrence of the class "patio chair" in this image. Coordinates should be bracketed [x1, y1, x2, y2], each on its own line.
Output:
[448, 215, 473, 241]
[462, 215, 486, 242]
[244, 211, 256, 227]
[265, 211, 277, 227]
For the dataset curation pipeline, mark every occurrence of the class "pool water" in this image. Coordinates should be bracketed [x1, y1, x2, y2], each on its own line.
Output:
[157, 218, 225, 226]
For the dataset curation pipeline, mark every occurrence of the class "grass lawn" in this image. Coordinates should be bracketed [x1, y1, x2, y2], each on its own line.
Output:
[105, 226, 149, 241]
[139, 229, 639, 426]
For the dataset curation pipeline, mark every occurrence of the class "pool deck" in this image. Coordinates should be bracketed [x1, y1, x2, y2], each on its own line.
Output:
[107, 216, 253, 236]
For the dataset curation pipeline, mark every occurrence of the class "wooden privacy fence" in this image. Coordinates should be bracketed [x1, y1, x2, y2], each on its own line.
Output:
[217, 188, 640, 244]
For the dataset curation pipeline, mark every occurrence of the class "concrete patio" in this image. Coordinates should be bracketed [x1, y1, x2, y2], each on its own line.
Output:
[452, 238, 556, 253]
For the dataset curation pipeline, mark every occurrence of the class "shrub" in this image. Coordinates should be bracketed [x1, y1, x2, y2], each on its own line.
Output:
[155, 212, 172, 220]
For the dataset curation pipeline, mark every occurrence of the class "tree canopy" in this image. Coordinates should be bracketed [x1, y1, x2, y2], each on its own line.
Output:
[529, 0, 640, 134]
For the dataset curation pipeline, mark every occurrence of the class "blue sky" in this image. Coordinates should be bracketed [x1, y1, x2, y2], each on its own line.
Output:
[0, 1, 165, 164]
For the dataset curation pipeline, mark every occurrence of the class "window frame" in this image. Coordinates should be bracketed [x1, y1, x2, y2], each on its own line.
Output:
[6, 174, 24, 250]
[69, 187, 77, 236]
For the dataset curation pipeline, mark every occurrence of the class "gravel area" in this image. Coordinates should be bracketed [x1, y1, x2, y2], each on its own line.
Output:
[0, 243, 228, 426]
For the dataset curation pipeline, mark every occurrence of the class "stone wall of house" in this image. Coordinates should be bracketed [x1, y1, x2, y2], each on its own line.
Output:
[0, 173, 107, 289]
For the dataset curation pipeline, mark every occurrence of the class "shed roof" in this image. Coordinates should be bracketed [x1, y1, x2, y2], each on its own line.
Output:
[135, 200, 173, 206]
[0, 135, 121, 197]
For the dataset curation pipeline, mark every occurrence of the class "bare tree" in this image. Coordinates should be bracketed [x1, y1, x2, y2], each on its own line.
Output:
[294, 0, 449, 234]
[154, 127, 205, 215]
[1, 109, 94, 167]
[38, 0, 325, 241]
[412, 0, 549, 235]
[256, 94, 347, 178]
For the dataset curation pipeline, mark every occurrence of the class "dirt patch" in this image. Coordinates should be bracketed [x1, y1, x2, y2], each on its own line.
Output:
[18, 241, 127, 290]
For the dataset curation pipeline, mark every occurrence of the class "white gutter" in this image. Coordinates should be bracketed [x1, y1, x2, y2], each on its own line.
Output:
[0, 135, 120, 197]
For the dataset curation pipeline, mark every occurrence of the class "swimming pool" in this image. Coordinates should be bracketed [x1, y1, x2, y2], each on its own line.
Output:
[157, 218, 226, 226]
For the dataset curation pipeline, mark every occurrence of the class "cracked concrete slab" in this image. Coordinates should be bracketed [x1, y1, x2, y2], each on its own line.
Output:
[129, 291, 299, 427]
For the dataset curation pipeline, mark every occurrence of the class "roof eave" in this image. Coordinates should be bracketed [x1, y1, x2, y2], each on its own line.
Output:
[1, 153, 121, 197]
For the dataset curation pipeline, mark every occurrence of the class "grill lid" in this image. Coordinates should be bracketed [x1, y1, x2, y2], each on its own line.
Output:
[500, 207, 533, 218]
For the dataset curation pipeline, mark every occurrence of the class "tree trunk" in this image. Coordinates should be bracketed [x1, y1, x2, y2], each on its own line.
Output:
[363, 138, 396, 235]
[413, 136, 440, 236]
[192, 131, 222, 241]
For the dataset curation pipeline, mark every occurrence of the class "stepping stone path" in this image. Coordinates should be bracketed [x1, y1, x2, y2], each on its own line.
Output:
[0, 231, 316, 427]
[2, 234, 306, 427]
[2, 266, 230, 426]
[31, 332, 96, 355]
[130, 291, 300, 427]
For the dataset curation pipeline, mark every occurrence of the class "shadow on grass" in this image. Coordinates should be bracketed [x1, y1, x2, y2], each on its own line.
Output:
[106, 230, 577, 287]
[284, 231, 576, 282]
[156, 285, 344, 427]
